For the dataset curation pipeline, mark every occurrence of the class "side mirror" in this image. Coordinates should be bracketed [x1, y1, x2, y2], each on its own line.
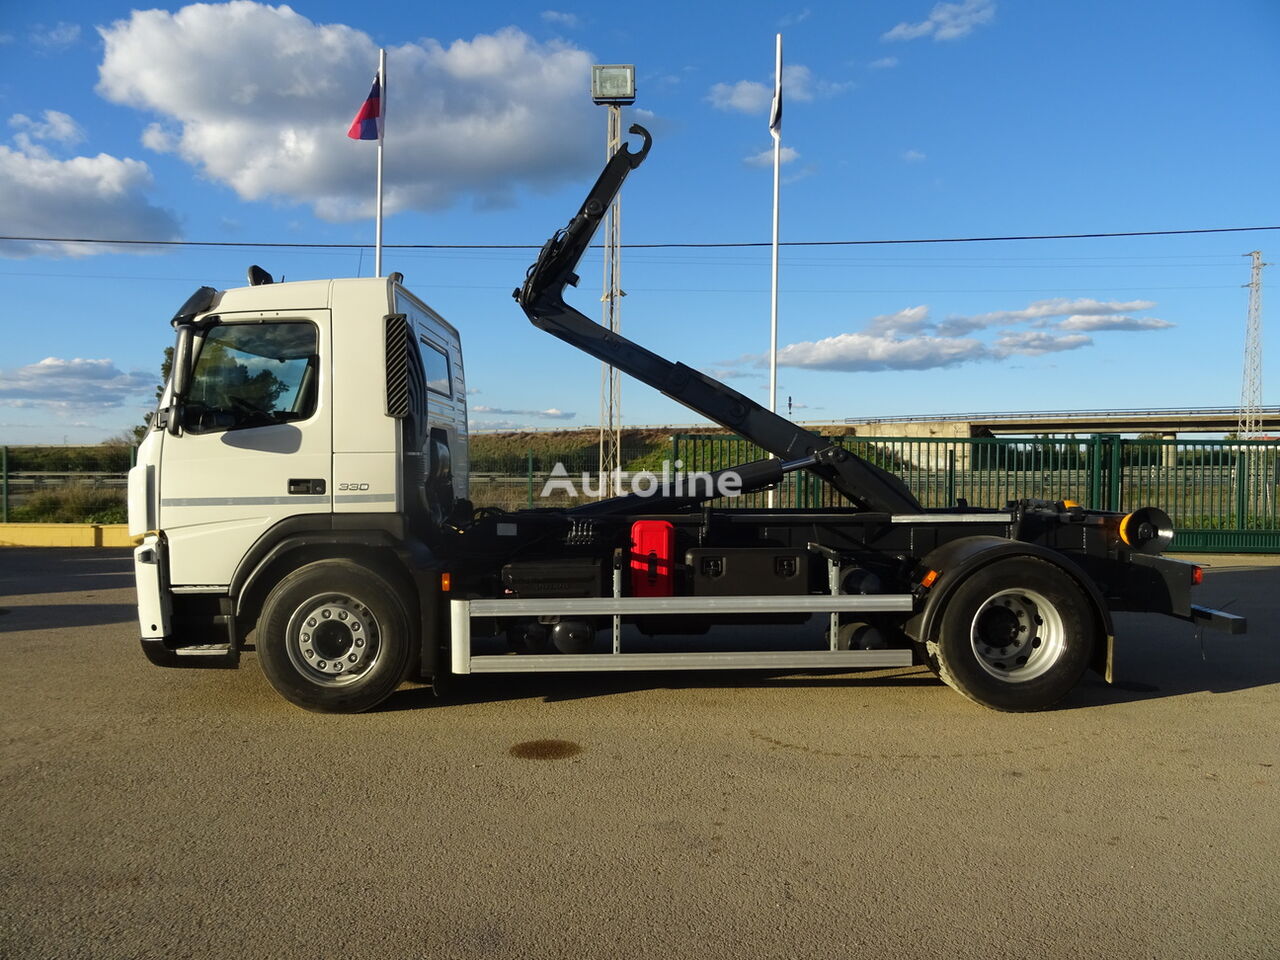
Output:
[168, 326, 195, 436]
[173, 325, 194, 399]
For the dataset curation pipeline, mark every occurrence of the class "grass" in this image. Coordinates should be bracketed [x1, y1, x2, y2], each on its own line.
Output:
[10, 483, 127, 524]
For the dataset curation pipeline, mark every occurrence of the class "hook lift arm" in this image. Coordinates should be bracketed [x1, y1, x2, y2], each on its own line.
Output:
[514, 123, 922, 515]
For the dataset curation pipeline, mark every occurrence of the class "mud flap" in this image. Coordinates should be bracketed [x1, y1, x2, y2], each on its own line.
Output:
[1093, 632, 1115, 684]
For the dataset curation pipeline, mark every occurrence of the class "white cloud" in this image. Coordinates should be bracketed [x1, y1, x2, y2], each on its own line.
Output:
[96, 5, 601, 220]
[708, 64, 848, 114]
[470, 418, 534, 431]
[140, 122, 177, 153]
[706, 368, 765, 381]
[939, 297, 1158, 334]
[865, 305, 932, 337]
[472, 405, 576, 420]
[0, 115, 180, 259]
[0, 358, 155, 407]
[779, 9, 812, 27]
[776, 331, 988, 372]
[868, 57, 899, 69]
[902, 148, 926, 163]
[30, 22, 81, 49]
[540, 11, 580, 28]
[1056, 314, 1175, 332]
[646, 74, 682, 90]
[744, 145, 799, 167]
[1036, 297, 1156, 318]
[10, 110, 85, 149]
[739, 292, 1166, 374]
[782, 64, 850, 101]
[992, 332, 1092, 356]
[783, 165, 817, 185]
[0, 33, 15, 45]
[625, 106, 674, 139]
[883, 0, 996, 42]
[707, 79, 772, 114]
[933, 315, 988, 337]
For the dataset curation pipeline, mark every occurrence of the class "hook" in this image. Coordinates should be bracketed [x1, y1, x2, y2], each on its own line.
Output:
[619, 124, 653, 168]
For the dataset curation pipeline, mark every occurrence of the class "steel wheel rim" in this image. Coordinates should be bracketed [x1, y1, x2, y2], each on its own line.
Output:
[969, 587, 1066, 683]
[285, 592, 382, 686]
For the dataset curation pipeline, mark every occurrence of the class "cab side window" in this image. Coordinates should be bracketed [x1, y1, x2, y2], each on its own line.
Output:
[420, 338, 451, 397]
[186, 322, 318, 433]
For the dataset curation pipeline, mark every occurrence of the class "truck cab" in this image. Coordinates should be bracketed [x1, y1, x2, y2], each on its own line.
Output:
[129, 273, 467, 684]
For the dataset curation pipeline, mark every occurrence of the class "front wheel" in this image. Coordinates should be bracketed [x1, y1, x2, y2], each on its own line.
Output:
[927, 557, 1096, 712]
[257, 560, 414, 713]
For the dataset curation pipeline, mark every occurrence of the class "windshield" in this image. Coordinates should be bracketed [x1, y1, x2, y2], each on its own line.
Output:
[184, 321, 318, 433]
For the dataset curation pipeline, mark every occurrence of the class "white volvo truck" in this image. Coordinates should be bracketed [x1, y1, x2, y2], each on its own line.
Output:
[129, 124, 1244, 713]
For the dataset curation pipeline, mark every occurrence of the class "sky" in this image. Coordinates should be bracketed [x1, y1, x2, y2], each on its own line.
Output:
[1, 0, 1278, 444]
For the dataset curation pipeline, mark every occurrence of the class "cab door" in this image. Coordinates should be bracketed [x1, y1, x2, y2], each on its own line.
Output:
[158, 313, 331, 586]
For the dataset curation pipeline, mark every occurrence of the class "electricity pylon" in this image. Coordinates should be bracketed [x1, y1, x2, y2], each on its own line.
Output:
[1237, 250, 1267, 438]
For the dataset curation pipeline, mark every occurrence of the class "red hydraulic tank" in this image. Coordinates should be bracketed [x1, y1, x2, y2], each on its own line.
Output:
[629, 520, 676, 597]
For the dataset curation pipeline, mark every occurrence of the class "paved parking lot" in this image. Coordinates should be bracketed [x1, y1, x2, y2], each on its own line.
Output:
[1, 547, 1276, 959]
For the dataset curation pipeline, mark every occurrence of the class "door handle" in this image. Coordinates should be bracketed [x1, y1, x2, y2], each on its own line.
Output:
[288, 479, 327, 495]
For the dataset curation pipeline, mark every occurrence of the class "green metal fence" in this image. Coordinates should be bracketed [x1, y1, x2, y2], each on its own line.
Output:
[468, 439, 661, 510]
[671, 433, 1280, 554]
[7, 435, 1278, 552]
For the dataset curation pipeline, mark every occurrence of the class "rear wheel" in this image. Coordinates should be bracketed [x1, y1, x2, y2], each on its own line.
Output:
[927, 557, 1096, 711]
[257, 560, 414, 713]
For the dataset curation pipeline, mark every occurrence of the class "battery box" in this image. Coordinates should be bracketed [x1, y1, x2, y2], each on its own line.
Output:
[684, 548, 808, 597]
[501, 558, 603, 598]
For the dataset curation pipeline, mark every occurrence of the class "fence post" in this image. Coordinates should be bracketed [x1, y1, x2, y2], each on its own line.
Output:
[1108, 435, 1123, 512]
[527, 448, 534, 508]
[1086, 435, 1101, 509]
[2, 446, 7, 523]
[1236, 454, 1248, 530]
[947, 449, 956, 507]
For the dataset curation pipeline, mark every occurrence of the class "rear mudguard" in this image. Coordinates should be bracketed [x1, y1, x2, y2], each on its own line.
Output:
[906, 536, 1116, 683]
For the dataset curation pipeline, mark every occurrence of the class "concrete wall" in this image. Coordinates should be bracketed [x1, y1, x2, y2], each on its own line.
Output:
[0, 524, 134, 548]
[836, 421, 976, 471]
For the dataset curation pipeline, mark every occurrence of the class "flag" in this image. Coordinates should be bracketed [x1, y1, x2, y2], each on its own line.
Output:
[769, 41, 782, 140]
[347, 75, 382, 141]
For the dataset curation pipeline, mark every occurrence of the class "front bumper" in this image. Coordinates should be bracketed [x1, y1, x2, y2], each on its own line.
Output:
[134, 534, 172, 641]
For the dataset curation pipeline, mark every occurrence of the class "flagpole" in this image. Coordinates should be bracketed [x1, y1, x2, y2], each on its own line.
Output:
[769, 34, 782, 415]
[375, 47, 386, 278]
[768, 33, 782, 508]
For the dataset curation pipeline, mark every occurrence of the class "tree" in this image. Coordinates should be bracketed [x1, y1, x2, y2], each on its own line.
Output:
[123, 346, 173, 444]
[188, 339, 287, 415]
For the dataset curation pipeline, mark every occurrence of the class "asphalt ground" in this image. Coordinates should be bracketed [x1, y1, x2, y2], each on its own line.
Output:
[0, 548, 1276, 960]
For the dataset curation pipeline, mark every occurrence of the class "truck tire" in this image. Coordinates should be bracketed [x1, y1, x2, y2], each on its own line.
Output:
[256, 560, 414, 713]
[926, 557, 1096, 712]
